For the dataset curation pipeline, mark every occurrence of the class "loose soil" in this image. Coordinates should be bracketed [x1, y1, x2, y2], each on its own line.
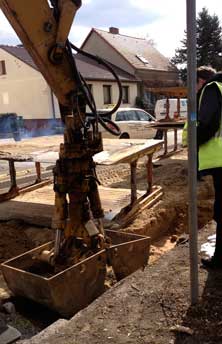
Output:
[0, 137, 217, 342]
[20, 222, 220, 344]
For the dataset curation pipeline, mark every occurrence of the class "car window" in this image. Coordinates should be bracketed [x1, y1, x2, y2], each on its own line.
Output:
[115, 111, 128, 121]
[125, 110, 138, 121]
[135, 110, 150, 121]
[136, 110, 155, 121]
[115, 110, 137, 121]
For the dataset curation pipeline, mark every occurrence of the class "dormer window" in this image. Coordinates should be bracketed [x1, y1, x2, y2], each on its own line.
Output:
[136, 54, 149, 64]
[0, 61, 6, 75]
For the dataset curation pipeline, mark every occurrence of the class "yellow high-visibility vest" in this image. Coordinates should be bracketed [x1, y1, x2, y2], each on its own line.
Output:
[181, 81, 222, 170]
[198, 81, 222, 170]
[182, 121, 188, 147]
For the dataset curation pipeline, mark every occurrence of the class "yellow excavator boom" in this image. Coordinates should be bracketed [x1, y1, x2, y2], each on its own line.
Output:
[0, 0, 80, 107]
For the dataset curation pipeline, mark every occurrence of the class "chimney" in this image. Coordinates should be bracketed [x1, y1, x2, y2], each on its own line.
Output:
[109, 27, 119, 35]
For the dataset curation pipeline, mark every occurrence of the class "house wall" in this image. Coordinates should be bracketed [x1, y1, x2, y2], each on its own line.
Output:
[82, 32, 135, 76]
[0, 49, 138, 132]
[0, 48, 60, 121]
[87, 80, 138, 110]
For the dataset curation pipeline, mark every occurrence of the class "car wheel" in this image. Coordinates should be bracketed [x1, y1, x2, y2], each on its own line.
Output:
[120, 133, 130, 139]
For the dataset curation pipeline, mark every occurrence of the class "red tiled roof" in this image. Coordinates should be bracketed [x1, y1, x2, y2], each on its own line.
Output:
[0, 44, 38, 70]
[83, 28, 177, 73]
[75, 53, 139, 82]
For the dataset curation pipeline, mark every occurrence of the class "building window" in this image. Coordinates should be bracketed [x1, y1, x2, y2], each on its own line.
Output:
[103, 85, 112, 104]
[87, 83, 93, 94]
[122, 86, 129, 104]
[136, 54, 149, 64]
[0, 61, 6, 75]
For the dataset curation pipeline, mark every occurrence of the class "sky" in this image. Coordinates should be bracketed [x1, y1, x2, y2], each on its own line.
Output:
[0, 0, 222, 58]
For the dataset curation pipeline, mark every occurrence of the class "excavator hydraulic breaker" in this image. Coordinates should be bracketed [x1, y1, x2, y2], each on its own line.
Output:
[0, 0, 151, 319]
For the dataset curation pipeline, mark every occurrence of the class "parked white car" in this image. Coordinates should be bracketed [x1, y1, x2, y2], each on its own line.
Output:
[95, 108, 156, 139]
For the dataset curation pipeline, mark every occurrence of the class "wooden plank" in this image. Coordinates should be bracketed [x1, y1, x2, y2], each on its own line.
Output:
[0, 139, 162, 165]
[0, 151, 33, 161]
[146, 86, 187, 97]
[94, 139, 163, 165]
[0, 138, 163, 226]
[0, 185, 145, 227]
[114, 186, 163, 227]
[151, 121, 185, 129]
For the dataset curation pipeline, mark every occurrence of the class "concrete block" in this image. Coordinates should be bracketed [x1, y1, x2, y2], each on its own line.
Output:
[0, 325, 21, 344]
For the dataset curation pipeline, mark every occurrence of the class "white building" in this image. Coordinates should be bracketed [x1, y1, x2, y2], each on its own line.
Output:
[0, 44, 139, 131]
[81, 27, 180, 112]
[0, 28, 180, 130]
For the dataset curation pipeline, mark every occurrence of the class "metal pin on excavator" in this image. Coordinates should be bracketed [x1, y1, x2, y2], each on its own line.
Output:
[0, 0, 150, 317]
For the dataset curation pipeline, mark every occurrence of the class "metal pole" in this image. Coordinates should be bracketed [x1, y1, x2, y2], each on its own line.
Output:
[186, 0, 198, 303]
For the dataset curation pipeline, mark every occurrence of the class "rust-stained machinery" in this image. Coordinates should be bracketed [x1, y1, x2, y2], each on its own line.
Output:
[0, 0, 150, 316]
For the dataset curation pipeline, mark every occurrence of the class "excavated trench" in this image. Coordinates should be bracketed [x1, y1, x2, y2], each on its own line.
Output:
[0, 151, 216, 340]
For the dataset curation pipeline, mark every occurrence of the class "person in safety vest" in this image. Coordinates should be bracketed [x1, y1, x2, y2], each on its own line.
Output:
[182, 66, 216, 148]
[182, 67, 217, 179]
[195, 66, 222, 269]
[182, 121, 188, 147]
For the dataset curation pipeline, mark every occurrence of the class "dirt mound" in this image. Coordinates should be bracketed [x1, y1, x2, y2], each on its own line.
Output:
[0, 149, 217, 341]
[20, 223, 221, 344]
[0, 220, 53, 263]
[0, 151, 215, 270]
[0, 221, 34, 263]
[104, 152, 215, 246]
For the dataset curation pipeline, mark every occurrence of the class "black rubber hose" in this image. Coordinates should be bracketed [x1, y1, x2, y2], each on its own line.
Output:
[69, 42, 123, 117]
[67, 42, 121, 135]
[88, 115, 121, 136]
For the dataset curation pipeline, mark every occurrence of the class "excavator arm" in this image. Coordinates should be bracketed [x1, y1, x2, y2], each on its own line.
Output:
[0, 0, 80, 107]
[0, 1, 152, 317]
[0, 0, 107, 264]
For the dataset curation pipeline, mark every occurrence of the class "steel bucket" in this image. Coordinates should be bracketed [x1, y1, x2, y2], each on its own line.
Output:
[1, 230, 150, 317]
